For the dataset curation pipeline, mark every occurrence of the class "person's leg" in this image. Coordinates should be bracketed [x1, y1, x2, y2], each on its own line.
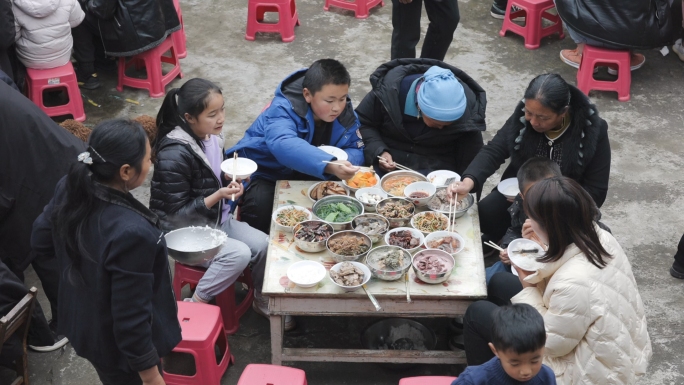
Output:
[485, 261, 511, 285]
[487, 271, 523, 306]
[193, 237, 251, 302]
[70, 16, 101, 89]
[391, 0, 423, 59]
[420, 0, 459, 61]
[463, 300, 498, 365]
[477, 189, 513, 247]
[671, 233, 684, 279]
[490, 0, 508, 18]
[29, 252, 59, 324]
[92, 363, 149, 385]
[219, 214, 269, 295]
[240, 179, 276, 234]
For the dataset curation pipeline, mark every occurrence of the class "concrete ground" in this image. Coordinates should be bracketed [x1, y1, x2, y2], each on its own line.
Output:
[2, 0, 683, 383]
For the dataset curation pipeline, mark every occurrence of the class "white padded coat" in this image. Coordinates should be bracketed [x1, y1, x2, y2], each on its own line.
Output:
[511, 228, 652, 385]
[13, 0, 84, 69]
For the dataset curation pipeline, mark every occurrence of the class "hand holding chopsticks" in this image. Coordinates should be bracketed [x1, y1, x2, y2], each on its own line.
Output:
[376, 156, 419, 174]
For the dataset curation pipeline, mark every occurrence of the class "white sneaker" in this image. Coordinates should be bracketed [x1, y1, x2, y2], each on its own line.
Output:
[252, 295, 296, 331]
[673, 40, 684, 62]
[29, 332, 69, 352]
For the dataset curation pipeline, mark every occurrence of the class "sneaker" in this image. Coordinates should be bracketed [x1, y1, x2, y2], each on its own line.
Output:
[29, 330, 69, 352]
[252, 296, 296, 331]
[607, 53, 645, 75]
[673, 40, 684, 62]
[671, 263, 684, 279]
[560, 48, 582, 69]
[490, 3, 523, 20]
[76, 72, 101, 90]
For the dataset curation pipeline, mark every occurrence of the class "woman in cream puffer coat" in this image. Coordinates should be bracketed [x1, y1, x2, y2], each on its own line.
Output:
[13, 0, 84, 69]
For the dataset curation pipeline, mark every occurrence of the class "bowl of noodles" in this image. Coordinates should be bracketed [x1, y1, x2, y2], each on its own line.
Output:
[410, 211, 449, 236]
[272, 205, 312, 232]
[380, 170, 428, 197]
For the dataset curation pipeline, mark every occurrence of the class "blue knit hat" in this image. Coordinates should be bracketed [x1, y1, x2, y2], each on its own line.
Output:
[404, 66, 466, 122]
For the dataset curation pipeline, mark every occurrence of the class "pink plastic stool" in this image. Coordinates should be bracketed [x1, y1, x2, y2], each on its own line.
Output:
[25, 62, 85, 122]
[117, 36, 183, 98]
[577, 45, 631, 102]
[237, 364, 307, 385]
[163, 301, 234, 385]
[324, 0, 384, 19]
[172, 0, 187, 58]
[245, 0, 300, 42]
[172, 261, 254, 335]
[399, 376, 457, 385]
[499, 0, 564, 49]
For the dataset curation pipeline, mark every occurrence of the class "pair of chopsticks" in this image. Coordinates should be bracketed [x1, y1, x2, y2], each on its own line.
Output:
[321, 161, 373, 172]
[484, 240, 505, 253]
[231, 152, 237, 201]
[376, 156, 418, 174]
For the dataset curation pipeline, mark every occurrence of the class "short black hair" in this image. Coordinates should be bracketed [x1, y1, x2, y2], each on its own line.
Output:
[302, 59, 351, 95]
[491, 304, 546, 354]
[517, 157, 562, 192]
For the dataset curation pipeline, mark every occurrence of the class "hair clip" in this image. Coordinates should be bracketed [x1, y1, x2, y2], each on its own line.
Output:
[78, 152, 93, 165]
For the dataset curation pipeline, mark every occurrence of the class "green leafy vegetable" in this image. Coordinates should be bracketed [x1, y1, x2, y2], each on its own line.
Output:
[315, 202, 360, 223]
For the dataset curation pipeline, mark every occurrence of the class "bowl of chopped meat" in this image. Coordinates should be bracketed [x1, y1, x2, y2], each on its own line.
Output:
[329, 261, 371, 292]
[376, 197, 415, 228]
[384, 227, 424, 253]
[326, 230, 372, 263]
[365, 245, 412, 281]
[293, 220, 334, 253]
[412, 249, 455, 284]
[424, 231, 465, 255]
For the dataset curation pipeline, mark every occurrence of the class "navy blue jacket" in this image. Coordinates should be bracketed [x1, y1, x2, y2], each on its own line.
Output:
[453, 357, 556, 385]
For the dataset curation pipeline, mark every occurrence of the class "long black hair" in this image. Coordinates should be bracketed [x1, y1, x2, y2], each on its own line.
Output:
[53, 119, 148, 283]
[524, 73, 571, 114]
[155, 78, 222, 150]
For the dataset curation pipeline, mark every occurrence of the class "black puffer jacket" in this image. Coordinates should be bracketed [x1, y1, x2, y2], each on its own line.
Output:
[85, 0, 180, 57]
[462, 84, 611, 207]
[356, 58, 486, 174]
[555, 0, 678, 49]
[150, 127, 225, 232]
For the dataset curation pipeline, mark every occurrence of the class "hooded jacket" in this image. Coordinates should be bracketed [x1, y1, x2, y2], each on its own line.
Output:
[0, 0, 15, 77]
[555, 0, 678, 49]
[462, 85, 610, 207]
[225, 68, 364, 183]
[150, 127, 226, 232]
[12, 0, 84, 69]
[355, 58, 487, 174]
[511, 228, 652, 385]
[85, 0, 180, 57]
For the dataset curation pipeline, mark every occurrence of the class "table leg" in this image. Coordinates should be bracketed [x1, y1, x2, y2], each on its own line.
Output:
[270, 314, 283, 365]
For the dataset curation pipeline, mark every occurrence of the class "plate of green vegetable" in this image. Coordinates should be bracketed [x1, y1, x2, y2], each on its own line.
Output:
[312, 195, 364, 230]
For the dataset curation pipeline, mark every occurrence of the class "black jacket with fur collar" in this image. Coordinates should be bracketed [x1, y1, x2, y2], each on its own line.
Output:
[462, 85, 610, 207]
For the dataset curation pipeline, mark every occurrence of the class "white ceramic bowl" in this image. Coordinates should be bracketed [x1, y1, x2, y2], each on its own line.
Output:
[384, 227, 425, 253]
[342, 170, 380, 193]
[220, 157, 258, 180]
[307, 181, 350, 203]
[427, 170, 460, 187]
[498, 178, 520, 199]
[410, 211, 449, 236]
[272, 205, 312, 233]
[355, 187, 388, 212]
[287, 260, 327, 288]
[403, 181, 437, 208]
[424, 231, 465, 255]
[412, 249, 455, 284]
[318, 145, 348, 161]
[507, 238, 545, 272]
[329, 261, 371, 292]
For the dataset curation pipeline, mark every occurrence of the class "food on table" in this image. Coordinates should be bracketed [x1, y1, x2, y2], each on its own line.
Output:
[388, 230, 420, 249]
[357, 193, 384, 206]
[295, 222, 333, 242]
[346, 171, 378, 188]
[353, 217, 388, 237]
[330, 262, 365, 286]
[413, 212, 448, 233]
[427, 236, 461, 253]
[288, 265, 323, 285]
[328, 234, 370, 256]
[408, 191, 430, 199]
[428, 189, 470, 212]
[274, 207, 309, 227]
[315, 202, 361, 223]
[309, 181, 347, 200]
[377, 200, 414, 219]
[382, 175, 422, 196]
[367, 248, 409, 271]
[413, 252, 453, 274]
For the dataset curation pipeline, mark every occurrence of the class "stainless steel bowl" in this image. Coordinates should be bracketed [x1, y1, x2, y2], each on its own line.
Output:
[293, 220, 334, 253]
[326, 230, 372, 263]
[165, 226, 226, 265]
[379, 170, 429, 197]
[365, 245, 412, 281]
[352, 214, 390, 243]
[375, 197, 416, 229]
[412, 249, 455, 284]
[428, 189, 475, 221]
[312, 195, 364, 231]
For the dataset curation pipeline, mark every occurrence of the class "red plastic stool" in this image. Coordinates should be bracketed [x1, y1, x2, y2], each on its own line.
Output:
[117, 36, 183, 98]
[237, 364, 307, 385]
[173, 261, 254, 335]
[399, 376, 457, 385]
[163, 301, 234, 385]
[25, 62, 85, 122]
[172, 0, 187, 58]
[245, 0, 300, 42]
[324, 0, 384, 19]
[577, 45, 631, 102]
[499, 0, 564, 49]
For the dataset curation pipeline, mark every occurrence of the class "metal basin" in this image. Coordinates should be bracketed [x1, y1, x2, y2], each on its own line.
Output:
[361, 318, 437, 352]
[164, 226, 226, 266]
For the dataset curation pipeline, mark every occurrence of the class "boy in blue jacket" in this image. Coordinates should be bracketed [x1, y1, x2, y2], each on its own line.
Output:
[454, 303, 556, 385]
[227, 59, 364, 233]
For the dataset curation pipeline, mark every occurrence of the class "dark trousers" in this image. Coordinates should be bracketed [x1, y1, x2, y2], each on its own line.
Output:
[9, 252, 60, 325]
[674, 233, 684, 269]
[477, 189, 513, 246]
[391, 0, 460, 60]
[463, 272, 522, 365]
[93, 363, 162, 385]
[240, 179, 277, 235]
[71, 16, 103, 73]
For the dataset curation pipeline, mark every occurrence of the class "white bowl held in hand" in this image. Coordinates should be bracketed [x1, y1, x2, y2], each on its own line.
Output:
[497, 178, 520, 199]
[318, 145, 348, 161]
[427, 170, 460, 187]
[220, 157, 258, 180]
[287, 260, 326, 288]
[507, 238, 545, 272]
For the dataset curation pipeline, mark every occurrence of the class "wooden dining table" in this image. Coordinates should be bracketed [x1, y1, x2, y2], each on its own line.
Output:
[263, 180, 487, 365]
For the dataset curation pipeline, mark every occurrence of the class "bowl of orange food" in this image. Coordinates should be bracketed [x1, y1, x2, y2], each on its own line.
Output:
[380, 170, 428, 197]
[343, 170, 379, 193]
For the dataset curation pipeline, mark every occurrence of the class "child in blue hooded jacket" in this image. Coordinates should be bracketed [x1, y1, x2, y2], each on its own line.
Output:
[226, 59, 364, 233]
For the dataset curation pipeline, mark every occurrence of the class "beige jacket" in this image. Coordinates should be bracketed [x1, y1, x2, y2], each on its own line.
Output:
[512, 228, 652, 385]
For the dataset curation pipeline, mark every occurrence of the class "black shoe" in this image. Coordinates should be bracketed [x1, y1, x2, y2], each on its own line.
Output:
[449, 318, 464, 335]
[29, 330, 69, 352]
[77, 72, 101, 90]
[671, 263, 684, 279]
[449, 334, 465, 351]
[490, 3, 524, 20]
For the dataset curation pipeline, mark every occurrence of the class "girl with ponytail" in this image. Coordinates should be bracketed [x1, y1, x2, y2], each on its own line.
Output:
[31, 120, 181, 385]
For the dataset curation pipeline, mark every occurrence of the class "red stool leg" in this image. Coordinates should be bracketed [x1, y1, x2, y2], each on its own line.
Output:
[117, 57, 126, 92]
[245, 1, 259, 40]
[356, 0, 370, 18]
[65, 81, 86, 122]
[524, 5, 543, 49]
[279, 3, 295, 42]
[616, 55, 631, 102]
[143, 54, 165, 98]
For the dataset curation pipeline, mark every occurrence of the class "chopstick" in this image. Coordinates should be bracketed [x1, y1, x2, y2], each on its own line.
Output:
[321, 161, 373, 172]
[362, 284, 383, 311]
[484, 241, 506, 252]
[405, 272, 411, 303]
[376, 156, 419, 174]
[231, 152, 237, 201]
